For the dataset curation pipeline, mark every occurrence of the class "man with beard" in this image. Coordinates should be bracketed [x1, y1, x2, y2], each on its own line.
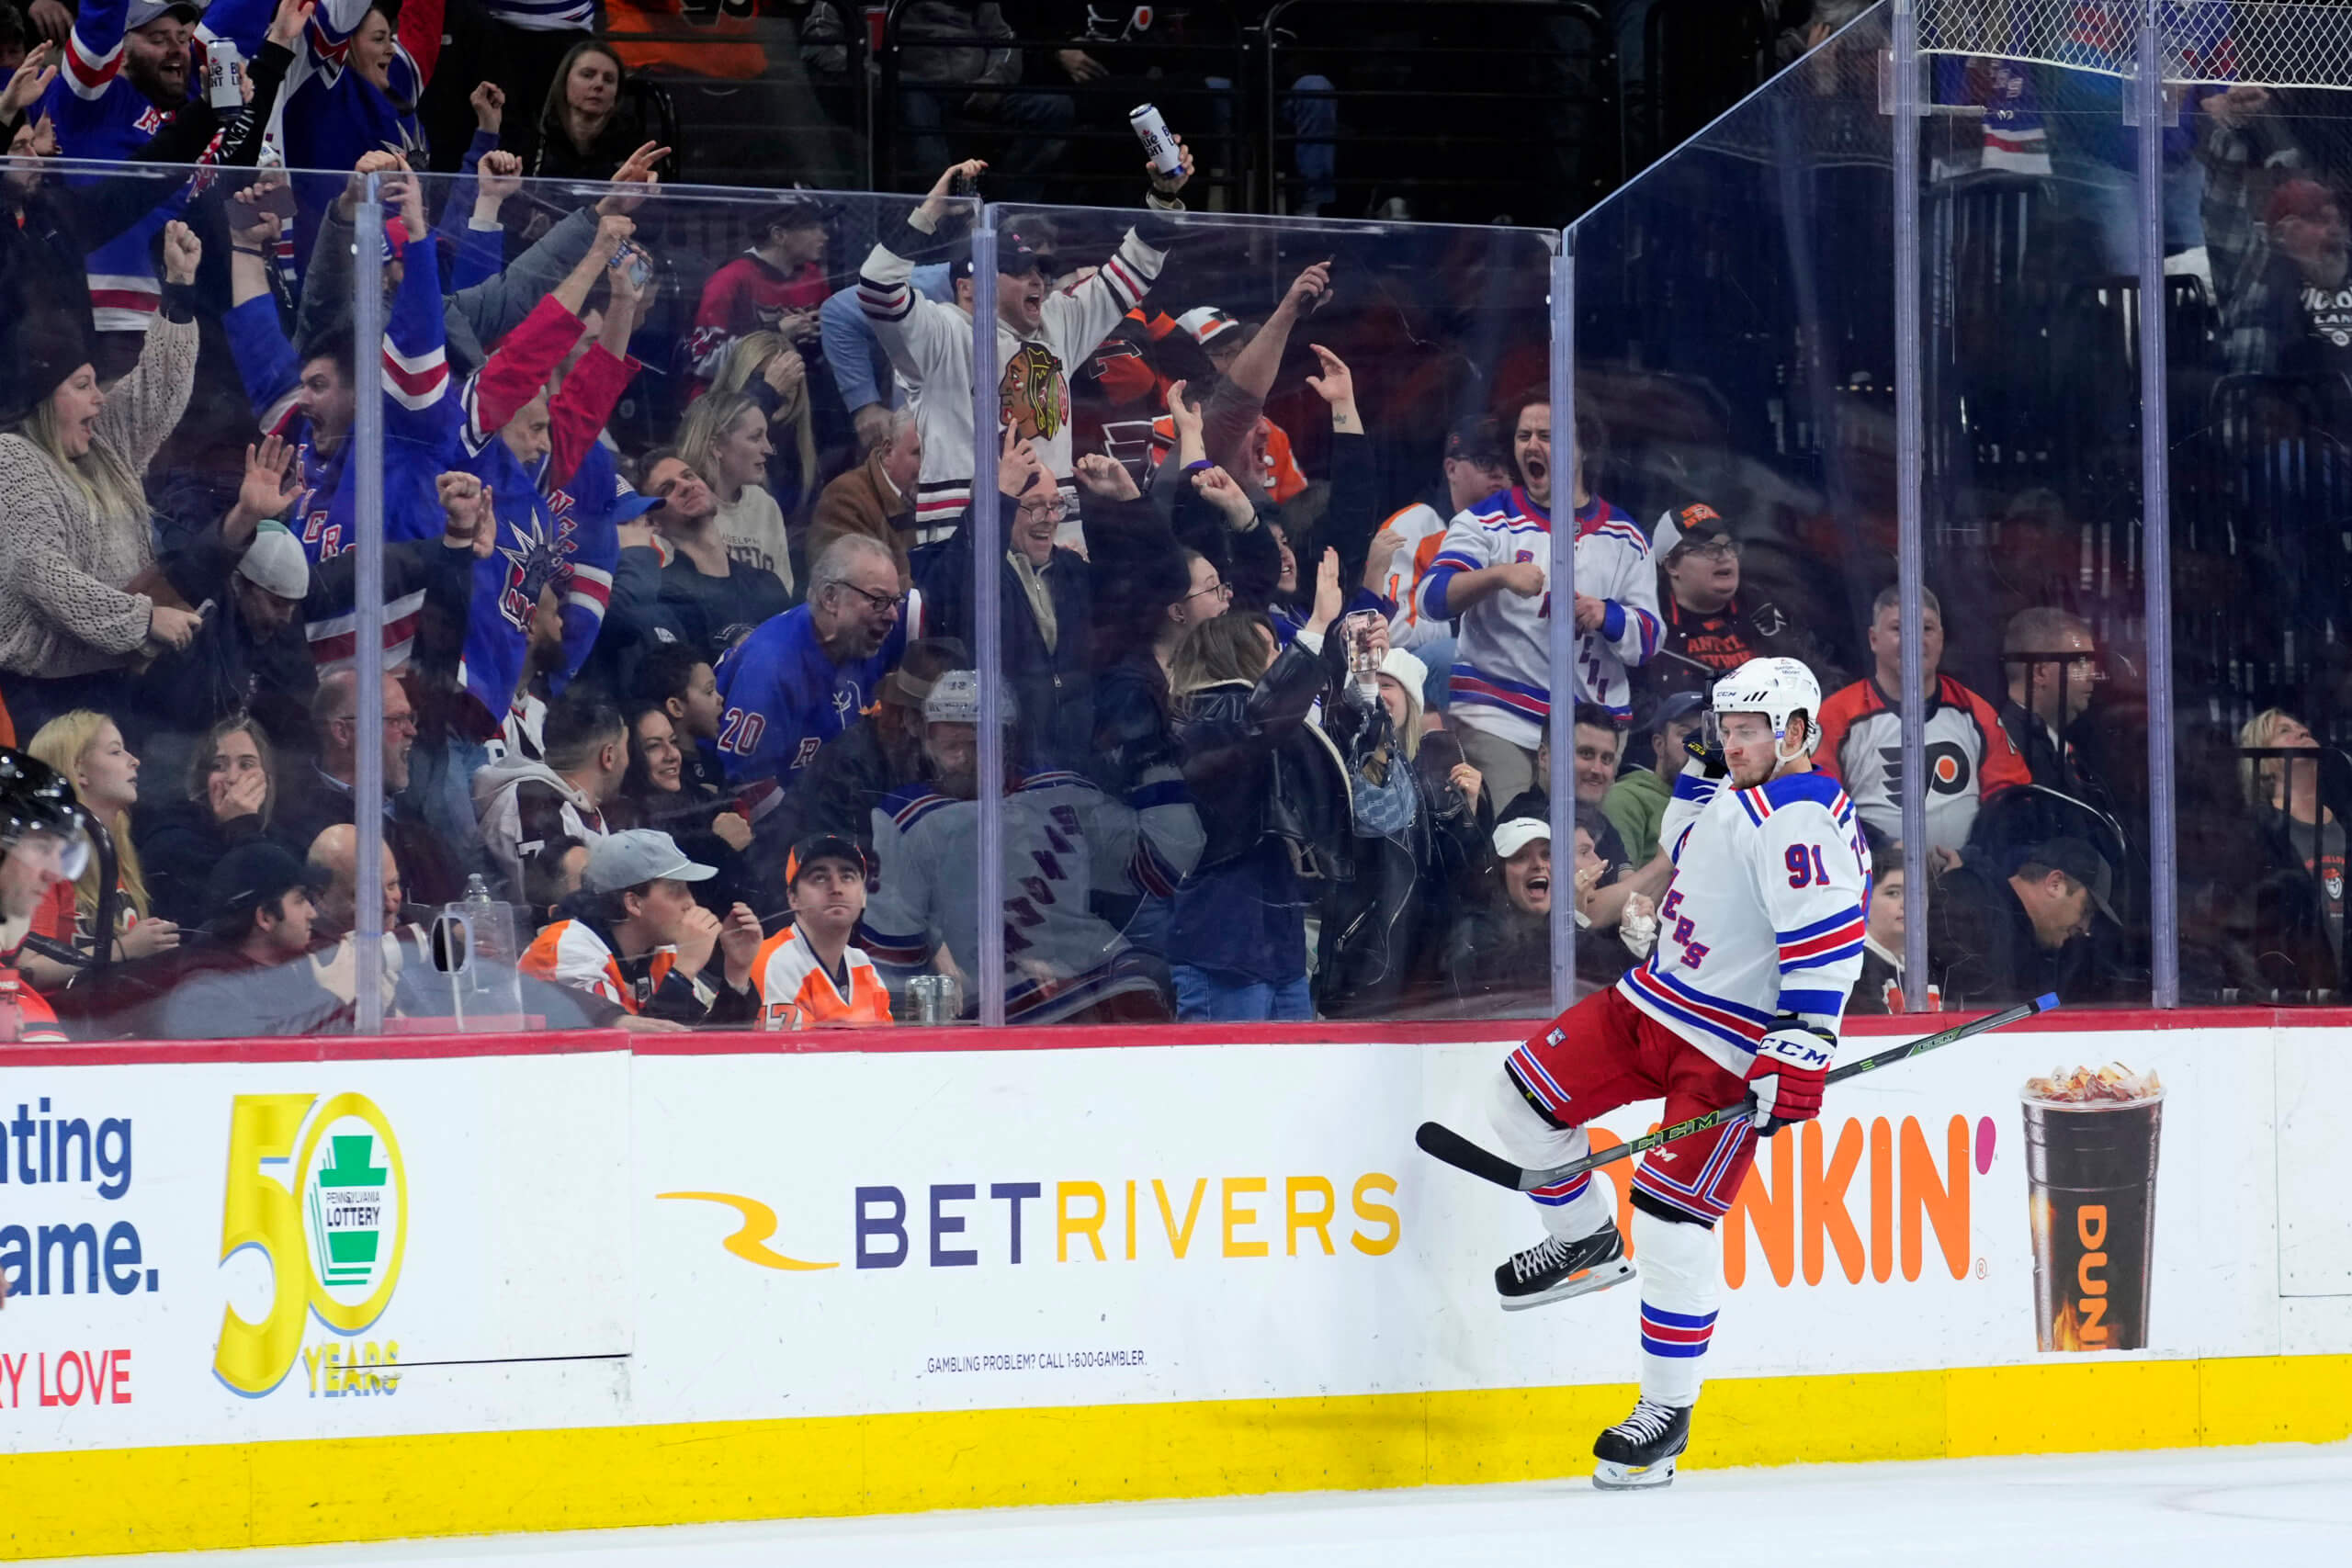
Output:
[43, 0, 199, 334]
[765, 637, 964, 859]
[859, 671, 1203, 1024]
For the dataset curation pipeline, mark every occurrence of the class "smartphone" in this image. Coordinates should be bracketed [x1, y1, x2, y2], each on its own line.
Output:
[949, 168, 980, 200]
[1342, 608, 1382, 675]
[1307, 254, 1336, 313]
[251, 178, 300, 220]
[611, 242, 653, 291]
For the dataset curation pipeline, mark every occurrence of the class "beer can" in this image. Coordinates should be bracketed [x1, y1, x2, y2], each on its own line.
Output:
[1130, 102, 1183, 178]
[907, 973, 950, 1024]
[207, 41, 245, 112]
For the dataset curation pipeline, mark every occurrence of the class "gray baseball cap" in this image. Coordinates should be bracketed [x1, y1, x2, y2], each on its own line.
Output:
[582, 829, 716, 894]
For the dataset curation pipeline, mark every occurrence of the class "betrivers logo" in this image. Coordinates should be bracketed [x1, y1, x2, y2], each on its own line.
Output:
[664, 1171, 1400, 1271]
[214, 1093, 407, 1398]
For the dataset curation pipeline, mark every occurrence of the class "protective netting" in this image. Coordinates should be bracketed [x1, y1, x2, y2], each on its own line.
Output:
[1918, 0, 2352, 90]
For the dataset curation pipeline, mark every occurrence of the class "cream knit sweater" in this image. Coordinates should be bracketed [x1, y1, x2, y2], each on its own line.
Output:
[0, 312, 198, 678]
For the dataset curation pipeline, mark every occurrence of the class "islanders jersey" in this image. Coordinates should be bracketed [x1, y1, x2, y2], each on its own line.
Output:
[749, 928, 892, 1029]
[1813, 674, 2031, 855]
[1418, 489, 1660, 743]
[1618, 770, 1869, 1080]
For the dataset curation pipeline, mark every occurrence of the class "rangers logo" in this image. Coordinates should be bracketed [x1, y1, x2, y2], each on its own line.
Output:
[496, 516, 569, 632]
[999, 343, 1071, 441]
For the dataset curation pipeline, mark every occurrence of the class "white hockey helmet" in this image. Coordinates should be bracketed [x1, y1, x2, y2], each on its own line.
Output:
[1708, 657, 1822, 761]
[923, 670, 1018, 728]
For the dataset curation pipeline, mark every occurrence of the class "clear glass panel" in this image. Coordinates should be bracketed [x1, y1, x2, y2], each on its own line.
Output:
[0, 158, 424, 1043]
[967, 192, 1557, 1022]
[326, 165, 976, 1035]
[1915, 24, 2153, 1007]
[1568, 11, 1911, 1010]
[2170, 73, 2352, 1005]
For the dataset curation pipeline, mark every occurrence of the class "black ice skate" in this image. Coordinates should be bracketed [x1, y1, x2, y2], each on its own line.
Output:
[1591, 1397, 1691, 1490]
[1493, 1220, 1634, 1311]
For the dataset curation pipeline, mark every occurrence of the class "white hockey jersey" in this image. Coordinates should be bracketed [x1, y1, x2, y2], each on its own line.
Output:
[1374, 500, 1455, 651]
[1418, 489, 1661, 746]
[858, 763, 1204, 1023]
[1618, 769, 1869, 1079]
[858, 217, 1170, 533]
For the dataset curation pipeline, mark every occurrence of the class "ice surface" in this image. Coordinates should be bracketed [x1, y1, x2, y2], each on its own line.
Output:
[51, 1442, 2352, 1567]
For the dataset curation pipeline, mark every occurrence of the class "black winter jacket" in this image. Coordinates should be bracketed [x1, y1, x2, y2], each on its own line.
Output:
[1172, 635, 1352, 884]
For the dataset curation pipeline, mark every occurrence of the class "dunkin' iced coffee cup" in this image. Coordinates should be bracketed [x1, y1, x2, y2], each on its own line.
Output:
[2022, 1063, 2164, 1351]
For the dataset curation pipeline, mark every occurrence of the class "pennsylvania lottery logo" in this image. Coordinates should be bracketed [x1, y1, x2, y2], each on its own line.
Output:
[305, 1123, 397, 1297]
[215, 1093, 409, 1397]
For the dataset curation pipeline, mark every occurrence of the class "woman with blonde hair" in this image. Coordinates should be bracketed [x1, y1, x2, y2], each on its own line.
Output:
[2238, 707, 2347, 953]
[21, 711, 179, 988]
[711, 330, 822, 527]
[678, 387, 797, 602]
[0, 222, 206, 733]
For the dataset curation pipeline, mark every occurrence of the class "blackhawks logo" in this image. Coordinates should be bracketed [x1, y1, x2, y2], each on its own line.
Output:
[999, 342, 1070, 442]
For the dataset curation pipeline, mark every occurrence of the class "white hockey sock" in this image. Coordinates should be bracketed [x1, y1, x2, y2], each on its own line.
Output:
[1633, 1204, 1722, 1408]
[1486, 1068, 1611, 1239]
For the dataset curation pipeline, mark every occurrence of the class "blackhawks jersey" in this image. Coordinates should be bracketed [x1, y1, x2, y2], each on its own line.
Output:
[1418, 488, 1661, 743]
[1605, 769, 1868, 1085]
[749, 928, 892, 1029]
[859, 764, 1204, 1024]
[858, 209, 1173, 529]
[1813, 673, 2031, 854]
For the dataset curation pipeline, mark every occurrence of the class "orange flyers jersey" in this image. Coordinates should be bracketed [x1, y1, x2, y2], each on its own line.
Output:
[520, 918, 699, 1017]
[0, 966, 64, 1043]
[750, 928, 893, 1030]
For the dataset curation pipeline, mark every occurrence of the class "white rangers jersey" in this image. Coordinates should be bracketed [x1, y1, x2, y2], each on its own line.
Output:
[1418, 489, 1661, 746]
[1618, 769, 1869, 1079]
[858, 217, 1170, 533]
[858, 764, 1204, 1023]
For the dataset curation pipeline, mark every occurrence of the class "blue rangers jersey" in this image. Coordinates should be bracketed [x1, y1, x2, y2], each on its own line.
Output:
[1417, 488, 1660, 744]
[711, 606, 909, 788]
[47, 0, 198, 331]
[1617, 769, 1869, 1080]
[223, 228, 456, 670]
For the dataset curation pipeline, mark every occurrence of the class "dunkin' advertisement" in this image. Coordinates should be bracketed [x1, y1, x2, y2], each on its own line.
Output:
[2022, 1063, 2165, 1352]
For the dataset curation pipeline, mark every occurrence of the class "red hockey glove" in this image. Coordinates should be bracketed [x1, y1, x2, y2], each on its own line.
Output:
[1746, 1020, 1834, 1134]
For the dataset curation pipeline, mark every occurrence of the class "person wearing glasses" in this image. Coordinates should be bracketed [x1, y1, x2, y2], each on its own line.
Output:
[917, 431, 1096, 772]
[1638, 502, 1816, 707]
[276, 670, 482, 909]
[710, 535, 909, 801]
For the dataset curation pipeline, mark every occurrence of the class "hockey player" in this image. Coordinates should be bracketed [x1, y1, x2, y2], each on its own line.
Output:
[0, 749, 87, 1044]
[1418, 395, 1658, 807]
[856, 143, 1192, 535]
[1479, 657, 1865, 1489]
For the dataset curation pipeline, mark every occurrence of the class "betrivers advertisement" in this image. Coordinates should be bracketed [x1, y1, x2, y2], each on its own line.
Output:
[0, 1029, 2288, 1453]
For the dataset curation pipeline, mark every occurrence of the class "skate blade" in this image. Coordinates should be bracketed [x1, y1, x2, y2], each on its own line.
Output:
[1498, 1256, 1636, 1312]
[1591, 1454, 1677, 1491]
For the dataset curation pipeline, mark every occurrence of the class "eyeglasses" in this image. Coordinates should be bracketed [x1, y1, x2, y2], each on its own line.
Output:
[1186, 581, 1233, 604]
[1674, 537, 1740, 560]
[832, 581, 908, 615]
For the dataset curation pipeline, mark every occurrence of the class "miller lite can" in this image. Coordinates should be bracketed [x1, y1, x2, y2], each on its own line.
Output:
[1129, 102, 1183, 179]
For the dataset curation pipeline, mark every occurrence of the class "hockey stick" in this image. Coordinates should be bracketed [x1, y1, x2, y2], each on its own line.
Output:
[1415, 992, 2059, 1193]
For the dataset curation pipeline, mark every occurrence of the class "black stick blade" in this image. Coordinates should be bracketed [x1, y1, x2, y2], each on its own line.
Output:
[1415, 1121, 1532, 1191]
